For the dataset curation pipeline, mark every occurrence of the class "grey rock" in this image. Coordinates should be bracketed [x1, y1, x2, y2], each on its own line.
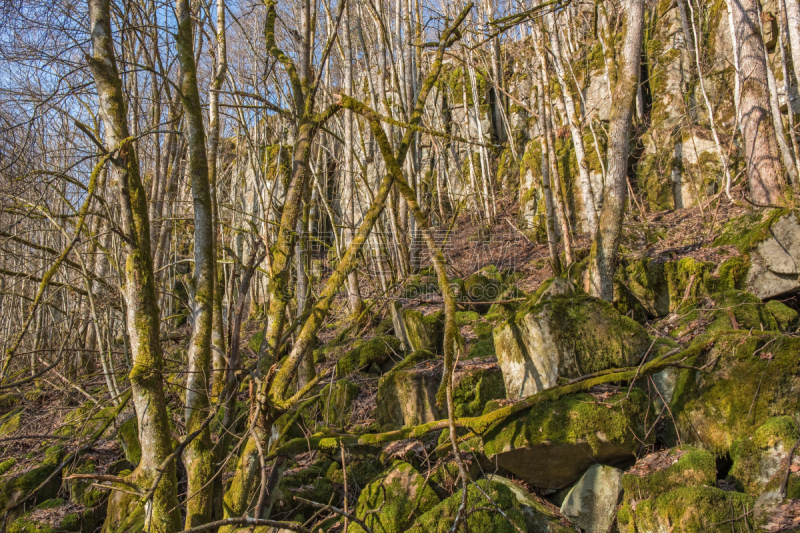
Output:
[746, 213, 800, 299]
[559, 465, 624, 533]
[485, 474, 570, 532]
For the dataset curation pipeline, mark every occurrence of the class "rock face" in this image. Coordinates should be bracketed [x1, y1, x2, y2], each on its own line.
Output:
[482, 389, 650, 489]
[375, 357, 505, 428]
[336, 336, 403, 376]
[560, 465, 623, 533]
[746, 213, 800, 299]
[494, 292, 650, 399]
[729, 416, 799, 494]
[403, 309, 445, 353]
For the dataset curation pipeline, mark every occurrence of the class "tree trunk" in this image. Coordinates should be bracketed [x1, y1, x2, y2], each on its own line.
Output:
[730, 0, 787, 204]
[86, 1, 180, 531]
[175, 0, 216, 526]
[588, 0, 644, 301]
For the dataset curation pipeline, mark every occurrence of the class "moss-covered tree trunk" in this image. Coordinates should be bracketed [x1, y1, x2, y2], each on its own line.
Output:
[174, 0, 216, 526]
[86, 1, 180, 531]
[730, 0, 787, 204]
[589, 0, 644, 301]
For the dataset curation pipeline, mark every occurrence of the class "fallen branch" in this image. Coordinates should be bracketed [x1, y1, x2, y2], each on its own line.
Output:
[294, 496, 373, 533]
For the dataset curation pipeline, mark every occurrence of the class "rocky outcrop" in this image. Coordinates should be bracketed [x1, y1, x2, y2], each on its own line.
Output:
[336, 336, 403, 376]
[560, 465, 623, 533]
[494, 292, 650, 399]
[484, 475, 572, 532]
[403, 309, 445, 353]
[729, 416, 799, 495]
[481, 389, 650, 489]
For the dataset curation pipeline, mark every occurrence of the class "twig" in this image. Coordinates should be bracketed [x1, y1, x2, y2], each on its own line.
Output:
[780, 435, 800, 497]
[293, 496, 373, 533]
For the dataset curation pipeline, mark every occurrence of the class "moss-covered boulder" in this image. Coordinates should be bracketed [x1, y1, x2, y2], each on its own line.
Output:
[668, 332, 800, 454]
[729, 416, 799, 495]
[412, 479, 527, 532]
[273, 460, 341, 522]
[405, 275, 441, 299]
[621, 447, 716, 505]
[667, 289, 795, 339]
[375, 357, 505, 429]
[348, 460, 440, 533]
[494, 293, 650, 399]
[336, 335, 403, 376]
[464, 273, 502, 313]
[403, 310, 444, 353]
[482, 389, 651, 489]
[615, 257, 670, 319]
[484, 475, 572, 532]
[741, 211, 800, 299]
[0, 446, 65, 517]
[617, 486, 755, 532]
[315, 379, 359, 427]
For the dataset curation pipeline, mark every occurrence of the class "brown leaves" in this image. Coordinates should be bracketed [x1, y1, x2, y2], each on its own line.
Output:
[763, 500, 800, 532]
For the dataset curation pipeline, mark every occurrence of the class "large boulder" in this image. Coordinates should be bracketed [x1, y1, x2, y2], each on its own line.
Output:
[413, 479, 527, 533]
[617, 486, 755, 532]
[729, 416, 799, 495]
[667, 332, 800, 454]
[403, 309, 444, 353]
[375, 357, 505, 429]
[560, 465, 623, 533]
[481, 389, 651, 489]
[336, 336, 403, 376]
[349, 460, 440, 533]
[494, 293, 650, 399]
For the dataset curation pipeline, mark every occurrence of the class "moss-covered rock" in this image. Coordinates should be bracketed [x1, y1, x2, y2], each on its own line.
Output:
[494, 292, 650, 399]
[404, 275, 441, 298]
[348, 460, 440, 533]
[668, 332, 800, 454]
[616, 257, 670, 318]
[375, 357, 505, 429]
[274, 460, 342, 521]
[317, 379, 359, 427]
[484, 475, 571, 532]
[482, 389, 652, 489]
[336, 336, 403, 376]
[463, 273, 502, 313]
[412, 479, 527, 532]
[617, 486, 755, 532]
[403, 310, 444, 353]
[622, 447, 716, 502]
[0, 447, 65, 516]
[729, 416, 799, 495]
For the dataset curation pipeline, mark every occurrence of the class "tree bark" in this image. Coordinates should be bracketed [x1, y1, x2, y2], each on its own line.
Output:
[730, 0, 787, 204]
[588, 0, 644, 301]
[86, 1, 181, 531]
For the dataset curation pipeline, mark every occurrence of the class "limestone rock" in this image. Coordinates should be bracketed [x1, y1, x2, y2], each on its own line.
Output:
[560, 465, 623, 533]
[667, 333, 800, 454]
[746, 213, 800, 299]
[482, 389, 650, 489]
[729, 416, 799, 495]
[336, 335, 403, 376]
[621, 447, 716, 503]
[403, 309, 444, 353]
[617, 487, 755, 532]
[485, 474, 572, 532]
[413, 479, 527, 533]
[494, 293, 650, 399]
[375, 357, 505, 428]
[464, 273, 502, 313]
[349, 460, 440, 533]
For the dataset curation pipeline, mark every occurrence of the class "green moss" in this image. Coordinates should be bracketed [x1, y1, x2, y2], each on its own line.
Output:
[318, 380, 359, 427]
[452, 368, 505, 417]
[336, 336, 403, 376]
[729, 416, 799, 494]
[411, 479, 526, 532]
[0, 458, 16, 477]
[671, 290, 782, 338]
[765, 300, 799, 331]
[619, 486, 755, 532]
[483, 389, 651, 458]
[381, 350, 434, 381]
[275, 460, 342, 521]
[349, 460, 440, 533]
[712, 208, 791, 254]
[466, 338, 495, 359]
[0, 462, 62, 511]
[668, 332, 800, 454]
[403, 310, 444, 353]
[60, 512, 81, 532]
[7, 518, 55, 533]
[247, 330, 264, 353]
[116, 416, 141, 466]
[622, 447, 716, 501]
[405, 275, 441, 298]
